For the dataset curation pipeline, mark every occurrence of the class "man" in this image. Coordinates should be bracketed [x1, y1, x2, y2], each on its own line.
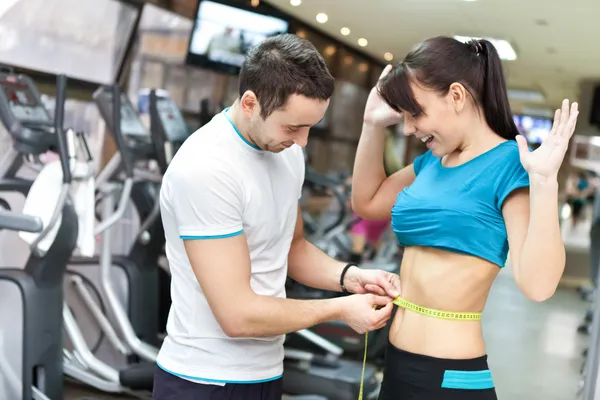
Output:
[153, 33, 400, 400]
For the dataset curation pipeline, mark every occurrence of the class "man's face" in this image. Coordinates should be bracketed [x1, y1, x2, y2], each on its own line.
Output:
[247, 94, 329, 153]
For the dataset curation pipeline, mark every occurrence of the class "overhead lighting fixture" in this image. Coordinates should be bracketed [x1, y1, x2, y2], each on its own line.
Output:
[384, 52, 394, 61]
[453, 35, 517, 61]
[250, 0, 259, 6]
[358, 38, 368, 47]
[290, 0, 302, 5]
[507, 89, 546, 103]
[316, 13, 328, 23]
[340, 27, 351, 36]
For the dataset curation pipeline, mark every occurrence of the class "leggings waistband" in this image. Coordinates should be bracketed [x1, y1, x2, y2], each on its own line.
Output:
[382, 341, 495, 393]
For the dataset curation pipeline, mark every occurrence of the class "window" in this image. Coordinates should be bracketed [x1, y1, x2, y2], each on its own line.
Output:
[0, 0, 138, 84]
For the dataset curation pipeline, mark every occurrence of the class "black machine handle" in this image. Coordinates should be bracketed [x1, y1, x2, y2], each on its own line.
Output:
[0, 209, 43, 233]
[54, 74, 72, 183]
[111, 85, 134, 178]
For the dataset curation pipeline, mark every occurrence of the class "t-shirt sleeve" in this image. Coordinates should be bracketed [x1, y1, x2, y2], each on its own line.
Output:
[495, 148, 530, 209]
[167, 163, 244, 240]
[413, 150, 433, 175]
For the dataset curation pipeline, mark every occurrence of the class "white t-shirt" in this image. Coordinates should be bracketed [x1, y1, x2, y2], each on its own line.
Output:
[156, 108, 305, 384]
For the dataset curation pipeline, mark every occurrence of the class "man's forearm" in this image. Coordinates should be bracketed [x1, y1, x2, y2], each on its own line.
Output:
[230, 294, 344, 338]
[287, 238, 347, 292]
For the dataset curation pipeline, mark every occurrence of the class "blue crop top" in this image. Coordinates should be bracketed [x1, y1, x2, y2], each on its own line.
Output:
[392, 141, 529, 268]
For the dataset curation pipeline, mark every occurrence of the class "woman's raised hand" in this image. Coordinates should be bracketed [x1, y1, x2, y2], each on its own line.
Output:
[363, 64, 404, 128]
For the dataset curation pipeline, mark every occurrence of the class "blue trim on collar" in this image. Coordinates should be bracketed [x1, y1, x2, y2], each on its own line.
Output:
[223, 107, 261, 150]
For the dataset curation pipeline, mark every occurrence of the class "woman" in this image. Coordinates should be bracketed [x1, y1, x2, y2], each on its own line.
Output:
[352, 36, 578, 399]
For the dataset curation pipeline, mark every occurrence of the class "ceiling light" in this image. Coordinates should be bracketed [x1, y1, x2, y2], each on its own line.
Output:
[384, 52, 394, 61]
[453, 35, 517, 61]
[507, 89, 546, 103]
[250, 0, 259, 6]
[463, 0, 478, 2]
[290, 0, 301, 5]
[340, 27, 350, 36]
[316, 13, 328, 23]
[358, 38, 368, 47]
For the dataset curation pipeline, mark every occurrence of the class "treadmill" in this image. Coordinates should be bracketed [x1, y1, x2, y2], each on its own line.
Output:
[0, 72, 79, 400]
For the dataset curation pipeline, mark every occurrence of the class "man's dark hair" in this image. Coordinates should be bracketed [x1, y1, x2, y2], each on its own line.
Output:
[379, 36, 519, 141]
[239, 33, 335, 119]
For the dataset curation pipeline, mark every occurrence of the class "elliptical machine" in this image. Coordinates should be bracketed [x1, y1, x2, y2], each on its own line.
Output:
[62, 84, 157, 394]
[147, 88, 191, 332]
[64, 84, 163, 373]
[0, 72, 78, 400]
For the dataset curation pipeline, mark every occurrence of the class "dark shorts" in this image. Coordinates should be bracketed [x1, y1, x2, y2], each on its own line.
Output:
[378, 341, 498, 400]
[152, 366, 283, 400]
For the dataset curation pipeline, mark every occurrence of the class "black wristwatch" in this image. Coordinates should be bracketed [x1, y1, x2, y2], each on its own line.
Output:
[340, 263, 359, 293]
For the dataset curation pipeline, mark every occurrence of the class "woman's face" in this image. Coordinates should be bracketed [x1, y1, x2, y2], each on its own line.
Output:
[401, 81, 468, 157]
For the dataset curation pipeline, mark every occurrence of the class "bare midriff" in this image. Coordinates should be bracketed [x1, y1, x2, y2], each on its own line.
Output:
[389, 246, 500, 360]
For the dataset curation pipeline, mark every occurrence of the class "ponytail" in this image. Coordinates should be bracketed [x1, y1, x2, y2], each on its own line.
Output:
[477, 39, 520, 141]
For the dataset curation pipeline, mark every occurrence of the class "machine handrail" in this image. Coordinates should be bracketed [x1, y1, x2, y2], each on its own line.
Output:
[54, 74, 72, 184]
[110, 85, 134, 178]
[0, 209, 43, 233]
[136, 187, 161, 244]
[30, 74, 73, 255]
[93, 178, 133, 237]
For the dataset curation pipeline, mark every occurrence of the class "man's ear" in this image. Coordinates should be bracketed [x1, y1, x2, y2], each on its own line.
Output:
[240, 91, 259, 116]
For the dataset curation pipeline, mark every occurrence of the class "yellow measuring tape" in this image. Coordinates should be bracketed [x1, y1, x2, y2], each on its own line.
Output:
[357, 297, 482, 400]
[392, 297, 482, 321]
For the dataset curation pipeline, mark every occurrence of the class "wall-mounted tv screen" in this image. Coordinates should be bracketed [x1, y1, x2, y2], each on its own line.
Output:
[186, 0, 290, 75]
[513, 114, 553, 144]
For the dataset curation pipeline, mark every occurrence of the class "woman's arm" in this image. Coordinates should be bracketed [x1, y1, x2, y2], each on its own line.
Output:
[503, 178, 565, 302]
[352, 123, 416, 220]
[505, 100, 579, 302]
[352, 65, 416, 220]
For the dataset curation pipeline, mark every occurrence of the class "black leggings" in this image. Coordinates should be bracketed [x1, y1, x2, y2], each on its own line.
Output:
[378, 342, 498, 400]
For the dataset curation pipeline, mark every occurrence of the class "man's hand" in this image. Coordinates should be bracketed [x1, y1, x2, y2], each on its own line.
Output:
[338, 294, 394, 334]
[344, 266, 401, 298]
